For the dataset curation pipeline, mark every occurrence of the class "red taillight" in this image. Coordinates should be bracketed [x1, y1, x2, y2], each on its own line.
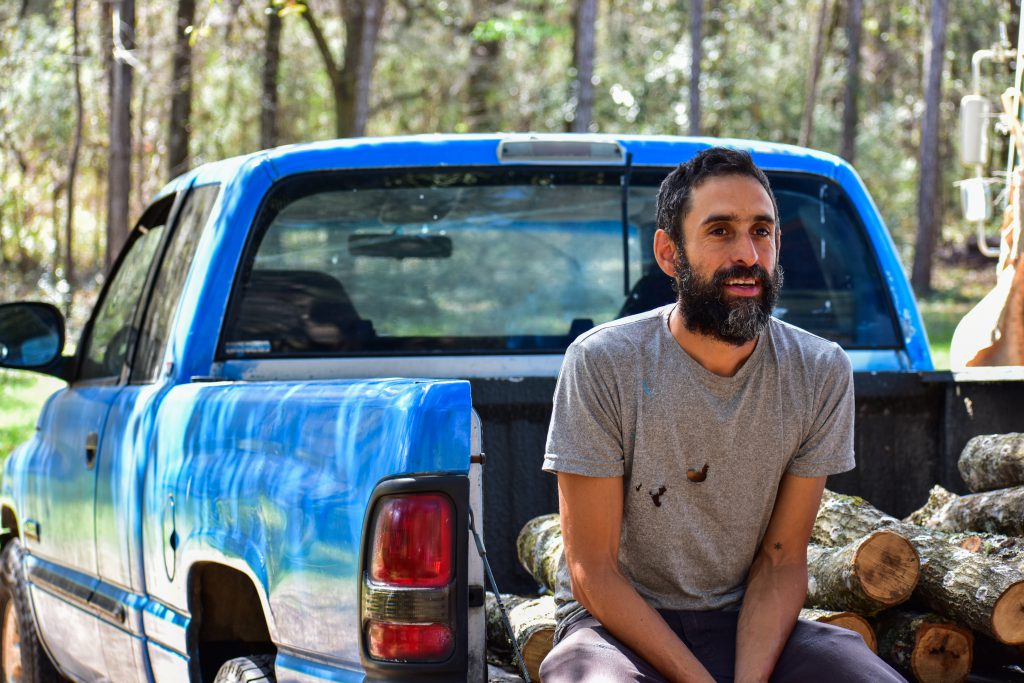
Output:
[366, 621, 454, 661]
[370, 494, 453, 588]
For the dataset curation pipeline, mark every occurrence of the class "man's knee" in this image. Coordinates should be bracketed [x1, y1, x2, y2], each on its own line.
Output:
[539, 618, 667, 683]
[773, 620, 907, 683]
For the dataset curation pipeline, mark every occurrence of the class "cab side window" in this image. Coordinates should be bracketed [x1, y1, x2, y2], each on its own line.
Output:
[132, 184, 220, 383]
[78, 198, 172, 382]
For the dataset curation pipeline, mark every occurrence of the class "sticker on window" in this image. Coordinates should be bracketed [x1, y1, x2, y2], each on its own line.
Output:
[225, 340, 272, 355]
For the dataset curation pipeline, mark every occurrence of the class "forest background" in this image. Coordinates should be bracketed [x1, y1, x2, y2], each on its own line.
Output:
[0, 0, 1021, 453]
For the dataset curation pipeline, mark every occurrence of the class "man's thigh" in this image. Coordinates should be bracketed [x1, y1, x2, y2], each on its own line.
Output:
[539, 616, 670, 683]
[771, 618, 907, 683]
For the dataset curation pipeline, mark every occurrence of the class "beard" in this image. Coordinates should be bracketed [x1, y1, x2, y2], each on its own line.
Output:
[673, 251, 783, 347]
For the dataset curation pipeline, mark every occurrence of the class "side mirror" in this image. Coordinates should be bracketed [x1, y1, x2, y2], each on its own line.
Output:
[0, 303, 66, 371]
[960, 95, 991, 166]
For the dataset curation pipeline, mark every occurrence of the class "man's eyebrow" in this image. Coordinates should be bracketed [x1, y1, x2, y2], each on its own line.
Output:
[700, 213, 775, 226]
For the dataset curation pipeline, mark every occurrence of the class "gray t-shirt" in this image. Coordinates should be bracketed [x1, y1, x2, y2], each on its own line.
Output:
[542, 304, 855, 626]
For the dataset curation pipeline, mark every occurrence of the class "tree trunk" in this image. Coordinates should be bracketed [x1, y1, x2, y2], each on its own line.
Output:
[260, 1, 282, 150]
[340, 0, 385, 136]
[299, 0, 384, 138]
[840, 0, 863, 162]
[805, 530, 919, 615]
[874, 610, 973, 683]
[107, 0, 135, 271]
[799, 0, 830, 147]
[799, 608, 876, 652]
[516, 514, 562, 594]
[958, 433, 1024, 492]
[815, 490, 1024, 644]
[485, 593, 555, 681]
[569, 0, 597, 133]
[167, 0, 195, 179]
[65, 0, 83, 314]
[904, 483, 1024, 537]
[465, 36, 503, 132]
[688, 0, 702, 136]
[910, 0, 949, 296]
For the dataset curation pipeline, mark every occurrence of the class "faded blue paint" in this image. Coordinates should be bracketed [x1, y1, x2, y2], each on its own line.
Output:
[142, 378, 471, 667]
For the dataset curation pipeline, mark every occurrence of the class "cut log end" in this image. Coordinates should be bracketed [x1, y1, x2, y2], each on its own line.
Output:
[959, 536, 983, 553]
[854, 530, 920, 605]
[912, 623, 973, 683]
[826, 614, 877, 653]
[522, 628, 553, 682]
[991, 580, 1024, 644]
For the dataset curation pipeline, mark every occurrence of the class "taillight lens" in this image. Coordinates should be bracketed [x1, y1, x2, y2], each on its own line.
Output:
[366, 621, 454, 662]
[370, 494, 453, 588]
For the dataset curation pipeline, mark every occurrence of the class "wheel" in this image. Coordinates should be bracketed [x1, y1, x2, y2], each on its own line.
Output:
[212, 655, 275, 683]
[0, 540, 61, 683]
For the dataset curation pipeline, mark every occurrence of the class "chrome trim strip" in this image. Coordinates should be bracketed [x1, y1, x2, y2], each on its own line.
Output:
[28, 564, 126, 624]
[216, 354, 565, 381]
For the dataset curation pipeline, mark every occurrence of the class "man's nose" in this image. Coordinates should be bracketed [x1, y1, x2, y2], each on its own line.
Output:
[730, 235, 759, 267]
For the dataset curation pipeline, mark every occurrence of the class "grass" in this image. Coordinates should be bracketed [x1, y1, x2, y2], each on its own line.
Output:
[0, 370, 63, 458]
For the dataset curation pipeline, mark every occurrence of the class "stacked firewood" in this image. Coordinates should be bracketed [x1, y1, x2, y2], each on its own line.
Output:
[486, 433, 1024, 683]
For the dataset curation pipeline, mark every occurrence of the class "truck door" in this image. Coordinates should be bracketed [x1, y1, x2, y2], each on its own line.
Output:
[18, 197, 173, 681]
[92, 182, 220, 682]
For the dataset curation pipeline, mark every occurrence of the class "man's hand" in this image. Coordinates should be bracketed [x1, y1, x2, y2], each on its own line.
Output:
[734, 473, 826, 683]
[558, 472, 716, 683]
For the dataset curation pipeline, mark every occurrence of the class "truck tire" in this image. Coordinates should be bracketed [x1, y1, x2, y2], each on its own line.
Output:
[0, 539, 61, 683]
[212, 655, 275, 683]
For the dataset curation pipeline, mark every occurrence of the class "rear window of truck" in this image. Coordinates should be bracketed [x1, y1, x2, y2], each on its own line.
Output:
[220, 168, 899, 357]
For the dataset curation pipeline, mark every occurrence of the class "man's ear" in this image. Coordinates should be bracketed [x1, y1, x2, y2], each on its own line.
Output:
[653, 229, 678, 278]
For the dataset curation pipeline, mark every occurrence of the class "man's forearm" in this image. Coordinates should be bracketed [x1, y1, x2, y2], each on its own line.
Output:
[734, 556, 807, 683]
[576, 568, 716, 683]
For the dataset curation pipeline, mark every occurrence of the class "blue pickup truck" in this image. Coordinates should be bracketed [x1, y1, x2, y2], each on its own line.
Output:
[0, 134, 1019, 683]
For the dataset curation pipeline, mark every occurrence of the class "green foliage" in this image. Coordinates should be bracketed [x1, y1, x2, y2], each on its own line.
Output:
[0, 370, 61, 460]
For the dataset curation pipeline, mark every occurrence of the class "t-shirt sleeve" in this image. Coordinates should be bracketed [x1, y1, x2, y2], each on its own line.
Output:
[787, 345, 856, 477]
[542, 341, 624, 477]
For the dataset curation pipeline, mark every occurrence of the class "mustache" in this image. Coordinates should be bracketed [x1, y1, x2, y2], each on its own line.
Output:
[711, 264, 772, 289]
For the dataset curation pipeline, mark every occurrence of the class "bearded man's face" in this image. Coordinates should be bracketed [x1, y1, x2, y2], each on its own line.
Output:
[673, 250, 783, 346]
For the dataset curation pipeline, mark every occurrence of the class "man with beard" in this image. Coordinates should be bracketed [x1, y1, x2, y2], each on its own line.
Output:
[539, 147, 904, 682]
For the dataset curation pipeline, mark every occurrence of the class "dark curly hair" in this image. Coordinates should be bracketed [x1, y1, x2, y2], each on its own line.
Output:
[655, 147, 779, 246]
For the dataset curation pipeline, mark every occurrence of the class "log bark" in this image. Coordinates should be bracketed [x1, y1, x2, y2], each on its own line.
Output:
[484, 592, 527, 660]
[799, 608, 876, 652]
[944, 531, 1024, 567]
[959, 433, 1024, 492]
[874, 610, 973, 683]
[485, 592, 555, 682]
[805, 531, 919, 615]
[905, 485, 957, 527]
[815, 490, 1024, 644]
[517, 514, 562, 594]
[905, 483, 1024, 536]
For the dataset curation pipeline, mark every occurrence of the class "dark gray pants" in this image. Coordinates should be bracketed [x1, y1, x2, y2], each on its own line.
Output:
[540, 611, 907, 683]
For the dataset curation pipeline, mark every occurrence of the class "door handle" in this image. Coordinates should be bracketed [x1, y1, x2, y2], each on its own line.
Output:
[85, 431, 98, 469]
